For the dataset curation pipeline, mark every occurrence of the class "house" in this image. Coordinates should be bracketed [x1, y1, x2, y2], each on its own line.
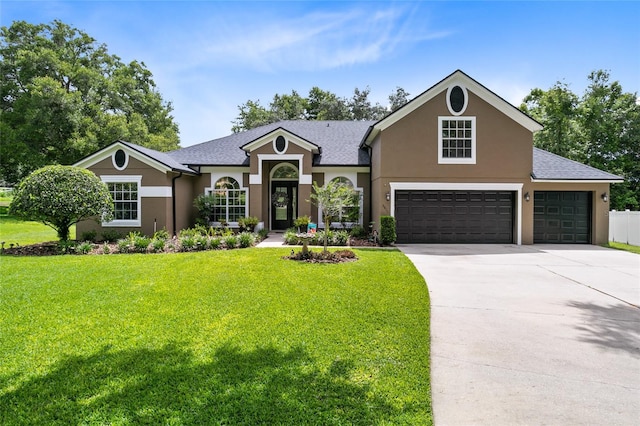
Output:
[74, 70, 622, 244]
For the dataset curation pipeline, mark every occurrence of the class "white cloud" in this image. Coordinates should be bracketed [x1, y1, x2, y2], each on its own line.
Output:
[175, 4, 450, 72]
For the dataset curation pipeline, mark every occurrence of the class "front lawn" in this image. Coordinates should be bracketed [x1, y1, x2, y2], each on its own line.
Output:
[0, 249, 432, 424]
[0, 215, 75, 246]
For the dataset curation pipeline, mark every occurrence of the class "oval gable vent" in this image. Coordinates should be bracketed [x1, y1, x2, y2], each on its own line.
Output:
[113, 149, 128, 169]
[449, 86, 465, 113]
[275, 135, 286, 153]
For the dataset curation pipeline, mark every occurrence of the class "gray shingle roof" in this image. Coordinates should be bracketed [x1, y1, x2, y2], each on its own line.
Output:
[532, 147, 623, 181]
[120, 141, 197, 174]
[168, 121, 374, 166]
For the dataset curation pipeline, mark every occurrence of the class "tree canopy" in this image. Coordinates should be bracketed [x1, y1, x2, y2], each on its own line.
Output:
[520, 70, 639, 210]
[9, 165, 114, 240]
[231, 86, 410, 132]
[0, 20, 180, 185]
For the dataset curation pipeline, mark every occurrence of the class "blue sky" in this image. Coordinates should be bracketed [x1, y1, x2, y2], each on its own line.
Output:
[3, 1, 639, 147]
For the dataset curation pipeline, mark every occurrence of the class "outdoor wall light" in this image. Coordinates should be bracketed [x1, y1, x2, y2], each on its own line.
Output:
[601, 192, 608, 202]
[524, 192, 530, 202]
[386, 192, 390, 201]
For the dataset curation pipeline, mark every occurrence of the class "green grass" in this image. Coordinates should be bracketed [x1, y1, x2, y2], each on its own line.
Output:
[606, 241, 640, 255]
[0, 249, 432, 424]
[0, 215, 75, 245]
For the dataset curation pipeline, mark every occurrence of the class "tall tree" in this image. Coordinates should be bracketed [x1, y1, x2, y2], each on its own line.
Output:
[578, 70, 640, 210]
[348, 86, 386, 121]
[388, 87, 411, 112]
[0, 20, 180, 184]
[520, 71, 640, 210]
[520, 82, 583, 160]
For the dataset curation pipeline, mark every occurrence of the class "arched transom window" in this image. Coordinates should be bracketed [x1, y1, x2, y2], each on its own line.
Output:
[272, 164, 298, 180]
[208, 176, 246, 223]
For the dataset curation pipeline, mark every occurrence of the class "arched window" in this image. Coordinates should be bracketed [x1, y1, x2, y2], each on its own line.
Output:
[328, 177, 360, 226]
[272, 164, 298, 179]
[209, 177, 246, 223]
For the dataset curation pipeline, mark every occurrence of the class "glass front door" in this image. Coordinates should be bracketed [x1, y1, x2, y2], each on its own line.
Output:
[271, 181, 297, 230]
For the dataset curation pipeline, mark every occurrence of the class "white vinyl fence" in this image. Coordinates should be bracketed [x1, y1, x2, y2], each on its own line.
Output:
[609, 210, 640, 246]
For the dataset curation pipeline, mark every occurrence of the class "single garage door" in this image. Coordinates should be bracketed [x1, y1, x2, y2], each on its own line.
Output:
[534, 191, 591, 243]
[395, 190, 514, 243]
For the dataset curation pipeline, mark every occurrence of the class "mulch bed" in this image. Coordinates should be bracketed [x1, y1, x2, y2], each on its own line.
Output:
[1, 242, 62, 256]
[283, 248, 358, 264]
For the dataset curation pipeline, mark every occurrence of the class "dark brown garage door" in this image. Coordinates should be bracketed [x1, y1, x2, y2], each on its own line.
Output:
[534, 191, 591, 243]
[395, 190, 514, 243]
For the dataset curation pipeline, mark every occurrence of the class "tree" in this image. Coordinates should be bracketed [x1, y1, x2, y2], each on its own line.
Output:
[9, 165, 114, 240]
[309, 180, 358, 252]
[578, 70, 640, 210]
[0, 20, 180, 184]
[232, 86, 410, 131]
[520, 82, 583, 160]
[520, 71, 640, 210]
[389, 87, 411, 112]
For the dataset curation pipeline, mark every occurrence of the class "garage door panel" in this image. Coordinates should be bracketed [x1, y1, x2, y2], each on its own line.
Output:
[395, 190, 514, 243]
[534, 191, 591, 244]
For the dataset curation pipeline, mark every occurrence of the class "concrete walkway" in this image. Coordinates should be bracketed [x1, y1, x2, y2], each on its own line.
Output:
[398, 244, 640, 425]
[255, 231, 287, 248]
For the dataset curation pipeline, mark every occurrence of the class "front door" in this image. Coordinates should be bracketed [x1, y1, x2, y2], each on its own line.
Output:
[271, 181, 297, 230]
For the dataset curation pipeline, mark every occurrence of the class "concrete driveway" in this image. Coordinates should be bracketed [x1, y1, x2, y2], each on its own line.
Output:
[398, 244, 640, 426]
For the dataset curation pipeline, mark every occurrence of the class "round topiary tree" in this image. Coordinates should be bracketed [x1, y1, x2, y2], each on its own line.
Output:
[9, 165, 114, 241]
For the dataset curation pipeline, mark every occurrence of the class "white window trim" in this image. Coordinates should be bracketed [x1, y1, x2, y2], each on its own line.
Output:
[389, 182, 523, 245]
[205, 173, 248, 226]
[317, 172, 364, 229]
[438, 116, 476, 165]
[101, 175, 142, 227]
[250, 154, 311, 184]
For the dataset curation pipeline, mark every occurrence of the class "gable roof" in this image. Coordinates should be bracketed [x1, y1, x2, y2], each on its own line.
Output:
[362, 69, 543, 147]
[532, 148, 623, 182]
[74, 140, 197, 174]
[169, 120, 374, 166]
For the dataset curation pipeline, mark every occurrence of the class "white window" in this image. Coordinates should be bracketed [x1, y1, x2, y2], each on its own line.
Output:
[327, 176, 362, 227]
[438, 117, 476, 164]
[102, 176, 142, 227]
[209, 177, 247, 223]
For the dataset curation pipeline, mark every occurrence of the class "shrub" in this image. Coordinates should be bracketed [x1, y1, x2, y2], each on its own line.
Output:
[238, 216, 259, 232]
[193, 193, 216, 225]
[101, 243, 111, 254]
[380, 215, 396, 245]
[153, 228, 170, 241]
[293, 215, 311, 231]
[334, 230, 349, 246]
[223, 235, 238, 249]
[117, 239, 130, 253]
[195, 235, 209, 250]
[257, 228, 269, 240]
[80, 230, 98, 243]
[150, 238, 166, 253]
[209, 237, 221, 250]
[238, 232, 255, 248]
[101, 229, 122, 243]
[284, 228, 299, 245]
[133, 235, 151, 253]
[58, 240, 76, 254]
[9, 165, 114, 241]
[349, 225, 366, 239]
[75, 241, 93, 254]
[180, 235, 197, 251]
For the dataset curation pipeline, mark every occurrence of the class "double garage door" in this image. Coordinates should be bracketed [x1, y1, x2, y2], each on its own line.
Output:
[395, 190, 592, 244]
[395, 190, 514, 243]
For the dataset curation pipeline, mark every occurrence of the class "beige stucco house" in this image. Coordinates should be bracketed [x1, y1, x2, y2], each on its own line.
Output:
[75, 70, 622, 244]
